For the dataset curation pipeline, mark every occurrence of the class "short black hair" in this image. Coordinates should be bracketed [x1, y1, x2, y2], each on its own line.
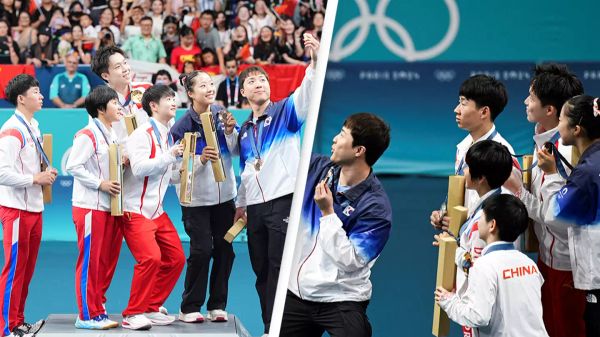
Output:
[179, 25, 194, 37]
[225, 55, 237, 64]
[239, 65, 269, 88]
[343, 113, 391, 166]
[152, 69, 173, 84]
[201, 10, 214, 18]
[563, 95, 600, 140]
[531, 63, 584, 117]
[85, 86, 118, 118]
[482, 194, 529, 242]
[140, 15, 153, 24]
[459, 75, 508, 121]
[141, 84, 175, 117]
[465, 140, 512, 189]
[91, 46, 126, 82]
[5, 74, 40, 106]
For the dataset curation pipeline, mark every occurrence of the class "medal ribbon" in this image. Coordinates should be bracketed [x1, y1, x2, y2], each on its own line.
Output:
[14, 113, 50, 167]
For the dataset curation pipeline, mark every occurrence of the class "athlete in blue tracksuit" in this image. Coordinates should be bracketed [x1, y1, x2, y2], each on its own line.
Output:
[282, 113, 392, 337]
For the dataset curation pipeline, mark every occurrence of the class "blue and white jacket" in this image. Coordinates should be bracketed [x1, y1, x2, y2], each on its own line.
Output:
[171, 105, 238, 206]
[236, 66, 314, 207]
[541, 141, 600, 290]
[288, 155, 392, 302]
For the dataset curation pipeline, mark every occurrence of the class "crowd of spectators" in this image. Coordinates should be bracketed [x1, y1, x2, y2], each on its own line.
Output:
[0, 0, 326, 71]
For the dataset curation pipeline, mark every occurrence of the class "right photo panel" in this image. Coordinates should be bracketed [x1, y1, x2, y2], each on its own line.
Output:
[275, 1, 600, 337]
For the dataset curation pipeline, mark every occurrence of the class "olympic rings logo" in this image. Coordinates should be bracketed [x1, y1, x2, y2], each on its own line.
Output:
[330, 0, 460, 62]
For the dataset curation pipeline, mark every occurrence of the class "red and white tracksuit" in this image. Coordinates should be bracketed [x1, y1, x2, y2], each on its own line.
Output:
[0, 110, 44, 336]
[121, 119, 185, 316]
[66, 119, 123, 321]
[518, 126, 585, 337]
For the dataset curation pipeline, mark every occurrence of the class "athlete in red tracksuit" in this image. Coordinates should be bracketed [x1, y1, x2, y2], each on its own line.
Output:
[119, 84, 185, 330]
[0, 75, 56, 337]
[66, 86, 124, 330]
[91, 46, 154, 311]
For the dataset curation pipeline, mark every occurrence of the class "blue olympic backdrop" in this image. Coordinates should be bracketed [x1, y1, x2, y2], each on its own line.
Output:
[316, 0, 600, 176]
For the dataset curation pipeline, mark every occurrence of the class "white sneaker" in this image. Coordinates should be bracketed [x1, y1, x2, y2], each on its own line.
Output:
[74, 315, 116, 330]
[206, 309, 228, 322]
[122, 314, 152, 330]
[159, 306, 169, 315]
[178, 311, 205, 323]
[144, 312, 176, 326]
[6, 328, 32, 337]
[16, 319, 45, 334]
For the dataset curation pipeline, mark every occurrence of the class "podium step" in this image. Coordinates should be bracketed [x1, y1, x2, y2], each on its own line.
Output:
[36, 314, 251, 337]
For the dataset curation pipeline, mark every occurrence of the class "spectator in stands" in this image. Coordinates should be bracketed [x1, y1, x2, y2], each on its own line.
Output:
[0, 0, 19, 27]
[295, 0, 313, 29]
[180, 0, 199, 31]
[32, 0, 60, 28]
[249, 0, 275, 39]
[277, 15, 305, 65]
[149, 0, 164, 38]
[120, 5, 143, 41]
[170, 25, 200, 72]
[56, 27, 73, 60]
[214, 10, 230, 47]
[26, 26, 59, 67]
[224, 25, 253, 64]
[235, 5, 254, 43]
[307, 10, 324, 38]
[200, 47, 218, 67]
[71, 24, 92, 64]
[253, 26, 277, 65]
[108, 0, 123, 27]
[151, 69, 182, 106]
[67, 1, 84, 26]
[0, 19, 20, 64]
[182, 60, 195, 74]
[196, 10, 225, 73]
[80, 13, 98, 53]
[48, 8, 70, 34]
[97, 26, 116, 48]
[13, 11, 37, 57]
[216, 56, 241, 108]
[95, 7, 121, 45]
[161, 15, 178, 56]
[49, 53, 90, 108]
[122, 16, 166, 63]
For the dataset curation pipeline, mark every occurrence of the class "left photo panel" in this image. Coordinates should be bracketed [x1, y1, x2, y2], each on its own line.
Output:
[0, 1, 336, 336]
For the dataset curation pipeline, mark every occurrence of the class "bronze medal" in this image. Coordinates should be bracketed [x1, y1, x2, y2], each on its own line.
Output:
[131, 90, 143, 104]
[254, 158, 262, 171]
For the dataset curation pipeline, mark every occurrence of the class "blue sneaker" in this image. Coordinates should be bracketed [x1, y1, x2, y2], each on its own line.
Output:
[74, 315, 118, 330]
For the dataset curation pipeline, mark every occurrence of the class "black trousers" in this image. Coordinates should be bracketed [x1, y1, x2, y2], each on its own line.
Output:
[246, 193, 293, 333]
[280, 291, 372, 337]
[585, 289, 600, 337]
[180, 200, 236, 313]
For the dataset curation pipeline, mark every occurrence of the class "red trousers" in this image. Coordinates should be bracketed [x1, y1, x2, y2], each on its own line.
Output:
[0, 206, 42, 336]
[121, 212, 185, 316]
[73, 207, 122, 320]
[538, 260, 586, 337]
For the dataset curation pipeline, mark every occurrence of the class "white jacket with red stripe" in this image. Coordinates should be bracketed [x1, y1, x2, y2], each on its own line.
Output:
[519, 126, 572, 270]
[66, 119, 117, 212]
[123, 119, 177, 220]
[111, 82, 152, 143]
[0, 110, 44, 212]
[455, 125, 520, 211]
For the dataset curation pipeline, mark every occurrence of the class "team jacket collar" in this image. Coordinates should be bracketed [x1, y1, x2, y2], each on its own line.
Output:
[242, 101, 273, 127]
[533, 125, 559, 148]
[332, 166, 376, 202]
[14, 109, 38, 129]
[580, 140, 600, 163]
[186, 104, 220, 125]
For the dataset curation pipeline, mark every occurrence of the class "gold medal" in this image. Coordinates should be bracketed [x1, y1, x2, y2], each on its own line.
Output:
[131, 89, 143, 104]
[254, 158, 262, 171]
